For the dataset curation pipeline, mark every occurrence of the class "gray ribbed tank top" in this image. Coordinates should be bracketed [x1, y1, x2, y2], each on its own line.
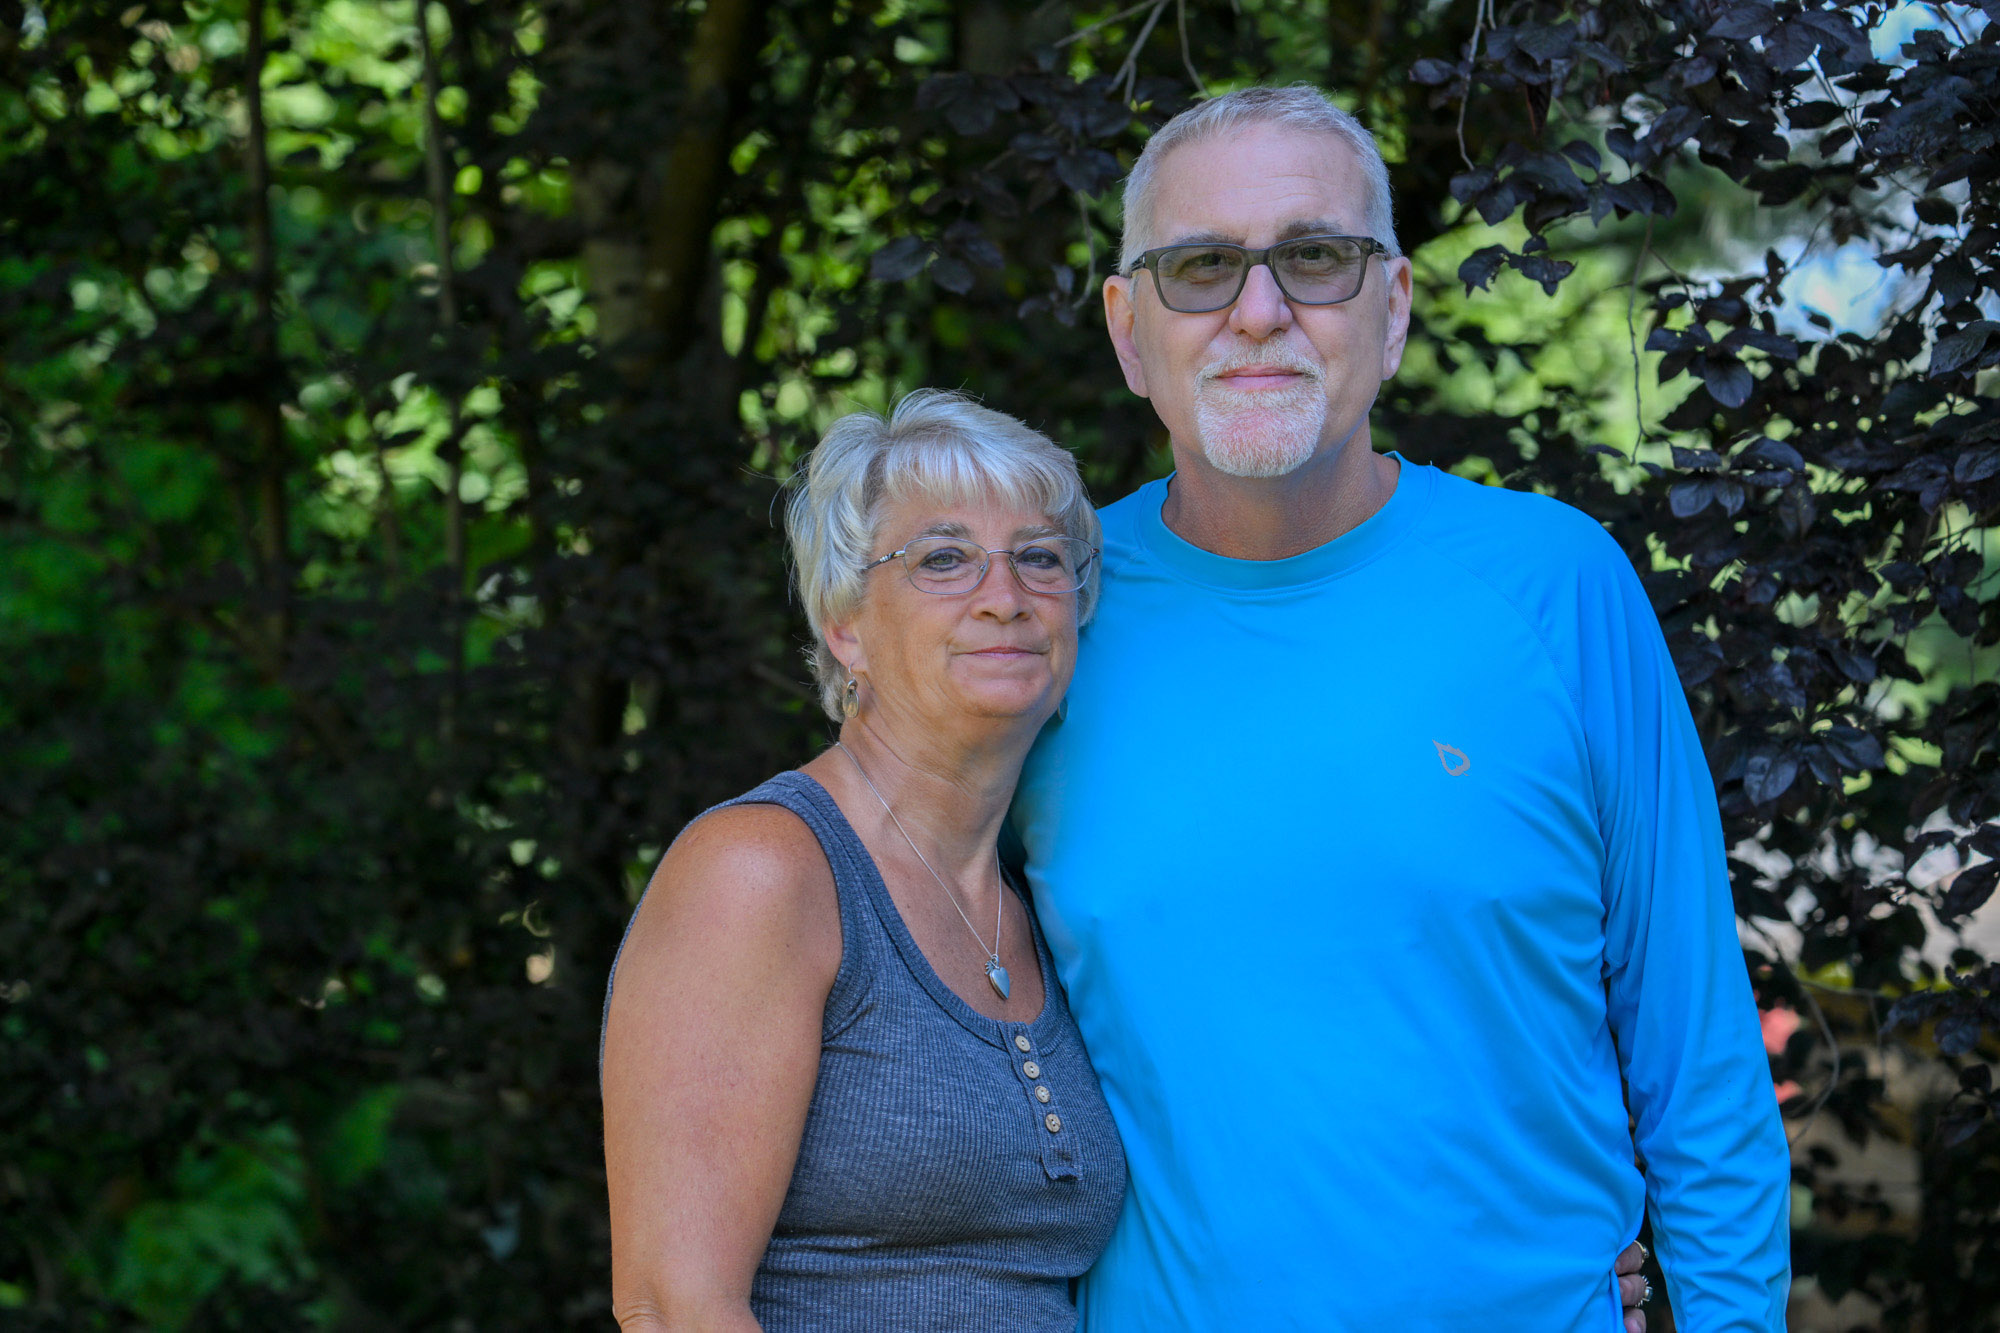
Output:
[604, 771, 1126, 1332]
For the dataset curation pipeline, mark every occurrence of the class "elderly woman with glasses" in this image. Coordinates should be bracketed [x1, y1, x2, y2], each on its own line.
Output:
[600, 390, 1124, 1331]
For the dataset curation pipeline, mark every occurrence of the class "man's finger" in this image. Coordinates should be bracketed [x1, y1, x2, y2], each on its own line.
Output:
[1615, 1240, 1647, 1275]
[1625, 1312, 1647, 1333]
[1619, 1273, 1648, 1306]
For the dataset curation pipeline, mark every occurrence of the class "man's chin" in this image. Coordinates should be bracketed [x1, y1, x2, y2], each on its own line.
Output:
[1194, 398, 1326, 479]
[1194, 422, 1323, 478]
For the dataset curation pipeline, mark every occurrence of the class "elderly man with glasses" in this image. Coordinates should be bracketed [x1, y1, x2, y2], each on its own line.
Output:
[1006, 85, 1792, 1330]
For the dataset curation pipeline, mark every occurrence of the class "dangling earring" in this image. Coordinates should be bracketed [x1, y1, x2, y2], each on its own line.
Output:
[842, 676, 860, 719]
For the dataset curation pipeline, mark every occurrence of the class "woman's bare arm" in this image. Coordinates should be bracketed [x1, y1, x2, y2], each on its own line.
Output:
[602, 805, 842, 1332]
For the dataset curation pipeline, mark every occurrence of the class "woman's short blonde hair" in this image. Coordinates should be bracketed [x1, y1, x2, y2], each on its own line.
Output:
[784, 390, 1102, 721]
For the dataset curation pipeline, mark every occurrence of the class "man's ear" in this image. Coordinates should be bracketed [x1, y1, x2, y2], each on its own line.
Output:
[1103, 274, 1150, 399]
[1378, 254, 1414, 381]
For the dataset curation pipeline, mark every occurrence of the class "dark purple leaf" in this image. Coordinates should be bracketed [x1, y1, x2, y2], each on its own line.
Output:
[1744, 750, 1801, 804]
[1934, 256, 1978, 304]
[1740, 437, 1804, 470]
[1677, 55, 1718, 87]
[1766, 19, 1819, 69]
[1931, 322, 2000, 377]
[1642, 105, 1704, 158]
[1670, 478, 1719, 517]
[1787, 101, 1844, 129]
[1449, 168, 1496, 203]
[1880, 237, 1945, 270]
[1828, 649, 1877, 685]
[868, 236, 930, 283]
[1942, 861, 2000, 923]
[1941, 1103, 1991, 1148]
[1954, 448, 2000, 485]
[1936, 1008, 1984, 1057]
[1886, 991, 1945, 1029]
[915, 73, 965, 111]
[1914, 196, 1959, 226]
[1703, 355, 1755, 407]
[929, 257, 975, 294]
[1515, 253, 1575, 294]
[1779, 484, 1818, 536]
[943, 222, 1005, 270]
[1575, 39, 1627, 73]
[1457, 246, 1509, 293]
[1411, 57, 1460, 86]
[1054, 149, 1120, 193]
[945, 99, 997, 135]
[1821, 724, 1884, 771]
[1725, 329, 1801, 360]
[1516, 21, 1578, 62]
[1710, 2, 1778, 41]
[1560, 139, 1601, 172]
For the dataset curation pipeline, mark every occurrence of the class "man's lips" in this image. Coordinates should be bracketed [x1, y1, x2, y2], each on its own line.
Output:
[1210, 367, 1309, 391]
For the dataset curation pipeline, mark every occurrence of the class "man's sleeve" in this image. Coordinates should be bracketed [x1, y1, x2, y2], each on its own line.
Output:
[1578, 537, 1792, 1331]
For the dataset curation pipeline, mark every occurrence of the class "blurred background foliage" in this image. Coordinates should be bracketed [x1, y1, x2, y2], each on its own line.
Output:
[1, 0, 1996, 1328]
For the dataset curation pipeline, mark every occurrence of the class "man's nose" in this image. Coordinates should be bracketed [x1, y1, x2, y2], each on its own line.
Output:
[1227, 260, 1293, 339]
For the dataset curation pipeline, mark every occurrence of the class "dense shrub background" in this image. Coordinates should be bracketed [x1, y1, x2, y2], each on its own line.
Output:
[2, 1, 1996, 1328]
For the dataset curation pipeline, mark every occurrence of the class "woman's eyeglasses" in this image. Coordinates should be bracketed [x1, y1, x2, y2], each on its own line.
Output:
[863, 536, 1097, 596]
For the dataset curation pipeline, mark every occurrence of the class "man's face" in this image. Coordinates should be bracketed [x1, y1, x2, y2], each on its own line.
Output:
[1103, 124, 1413, 480]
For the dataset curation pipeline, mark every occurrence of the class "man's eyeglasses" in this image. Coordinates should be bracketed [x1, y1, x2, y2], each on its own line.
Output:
[1126, 234, 1390, 314]
[863, 536, 1098, 596]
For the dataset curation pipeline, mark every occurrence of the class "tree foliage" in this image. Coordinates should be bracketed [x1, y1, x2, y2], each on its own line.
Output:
[1, 0, 1996, 1327]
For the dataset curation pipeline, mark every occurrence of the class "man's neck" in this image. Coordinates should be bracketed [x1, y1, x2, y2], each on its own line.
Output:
[1159, 430, 1401, 561]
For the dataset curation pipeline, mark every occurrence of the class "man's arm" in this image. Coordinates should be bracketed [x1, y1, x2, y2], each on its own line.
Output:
[1580, 538, 1792, 1331]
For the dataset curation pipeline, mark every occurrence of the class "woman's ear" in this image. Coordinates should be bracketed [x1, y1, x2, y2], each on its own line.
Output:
[824, 619, 866, 680]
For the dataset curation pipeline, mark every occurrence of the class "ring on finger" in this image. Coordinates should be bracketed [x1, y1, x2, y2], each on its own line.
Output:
[1640, 1280, 1654, 1306]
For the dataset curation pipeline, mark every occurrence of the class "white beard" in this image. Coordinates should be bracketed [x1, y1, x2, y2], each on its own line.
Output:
[1191, 376, 1329, 478]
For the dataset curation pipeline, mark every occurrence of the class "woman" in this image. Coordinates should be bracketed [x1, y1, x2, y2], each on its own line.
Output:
[602, 390, 1123, 1331]
[599, 391, 1656, 1330]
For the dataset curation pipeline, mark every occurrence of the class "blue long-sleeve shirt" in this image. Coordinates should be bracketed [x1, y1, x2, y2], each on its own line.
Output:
[1011, 459, 1791, 1330]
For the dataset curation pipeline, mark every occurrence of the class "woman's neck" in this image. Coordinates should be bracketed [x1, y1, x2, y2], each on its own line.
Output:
[820, 713, 1034, 877]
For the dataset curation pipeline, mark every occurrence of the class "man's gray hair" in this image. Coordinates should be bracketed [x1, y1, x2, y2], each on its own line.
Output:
[784, 389, 1102, 721]
[1119, 84, 1401, 274]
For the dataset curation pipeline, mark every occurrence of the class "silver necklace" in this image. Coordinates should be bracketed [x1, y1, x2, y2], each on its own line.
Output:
[835, 742, 1010, 1000]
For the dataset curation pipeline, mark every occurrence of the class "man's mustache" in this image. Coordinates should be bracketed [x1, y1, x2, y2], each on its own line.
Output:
[1196, 348, 1324, 384]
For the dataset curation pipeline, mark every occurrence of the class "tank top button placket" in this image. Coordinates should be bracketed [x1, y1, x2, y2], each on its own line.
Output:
[1005, 1023, 1077, 1181]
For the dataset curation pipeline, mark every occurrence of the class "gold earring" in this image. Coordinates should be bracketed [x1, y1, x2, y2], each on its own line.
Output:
[842, 676, 860, 718]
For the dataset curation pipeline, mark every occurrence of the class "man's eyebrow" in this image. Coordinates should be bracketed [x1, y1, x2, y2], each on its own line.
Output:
[1275, 218, 1347, 241]
[1159, 220, 1350, 248]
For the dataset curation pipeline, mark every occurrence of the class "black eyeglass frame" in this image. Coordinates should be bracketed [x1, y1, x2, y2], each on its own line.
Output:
[1126, 233, 1391, 313]
[861, 537, 1100, 596]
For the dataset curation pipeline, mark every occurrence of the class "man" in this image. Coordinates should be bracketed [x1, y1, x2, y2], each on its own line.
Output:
[1008, 86, 1792, 1330]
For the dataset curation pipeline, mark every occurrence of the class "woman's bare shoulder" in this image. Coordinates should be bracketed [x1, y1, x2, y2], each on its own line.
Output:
[620, 798, 840, 978]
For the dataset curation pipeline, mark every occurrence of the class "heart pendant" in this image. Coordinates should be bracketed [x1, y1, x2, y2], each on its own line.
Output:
[985, 960, 1011, 1000]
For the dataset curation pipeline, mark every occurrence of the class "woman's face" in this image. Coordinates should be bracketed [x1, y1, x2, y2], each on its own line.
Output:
[831, 491, 1080, 735]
